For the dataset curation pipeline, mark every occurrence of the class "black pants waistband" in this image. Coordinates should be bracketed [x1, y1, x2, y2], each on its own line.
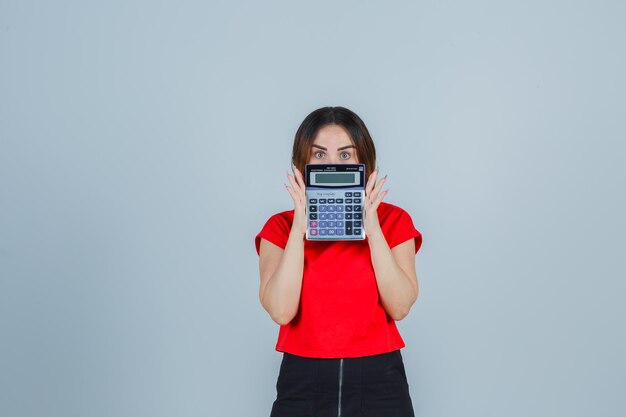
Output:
[271, 349, 415, 417]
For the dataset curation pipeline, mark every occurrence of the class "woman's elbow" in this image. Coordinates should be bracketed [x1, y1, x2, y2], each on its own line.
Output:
[391, 306, 410, 321]
[260, 289, 297, 325]
[270, 310, 295, 326]
[264, 300, 296, 325]
[390, 295, 417, 321]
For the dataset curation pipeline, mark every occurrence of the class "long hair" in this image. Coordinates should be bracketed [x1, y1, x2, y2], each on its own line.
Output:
[291, 106, 377, 179]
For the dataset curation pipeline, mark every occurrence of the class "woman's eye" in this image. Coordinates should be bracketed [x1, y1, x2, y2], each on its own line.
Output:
[314, 151, 325, 159]
[340, 152, 351, 160]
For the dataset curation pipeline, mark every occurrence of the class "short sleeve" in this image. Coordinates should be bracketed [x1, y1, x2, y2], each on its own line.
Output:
[387, 209, 423, 254]
[254, 213, 292, 256]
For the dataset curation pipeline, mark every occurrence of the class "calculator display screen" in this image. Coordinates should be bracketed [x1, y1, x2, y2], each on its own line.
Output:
[306, 163, 365, 188]
[315, 173, 356, 184]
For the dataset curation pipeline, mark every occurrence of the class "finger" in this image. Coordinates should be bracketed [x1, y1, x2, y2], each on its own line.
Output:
[285, 184, 306, 207]
[371, 188, 389, 210]
[286, 171, 298, 188]
[292, 165, 306, 194]
[285, 183, 298, 197]
[366, 166, 380, 191]
[373, 174, 387, 195]
[284, 184, 297, 201]
[368, 174, 387, 202]
[289, 165, 305, 191]
[286, 172, 303, 202]
[365, 170, 378, 196]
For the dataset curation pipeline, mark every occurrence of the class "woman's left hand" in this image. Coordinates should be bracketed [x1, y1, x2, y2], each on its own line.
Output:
[364, 169, 388, 237]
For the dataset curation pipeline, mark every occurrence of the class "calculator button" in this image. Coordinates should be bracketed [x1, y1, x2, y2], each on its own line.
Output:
[310, 221, 318, 228]
[319, 229, 328, 236]
[336, 221, 344, 227]
[320, 206, 328, 212]
[319, 199, 327, 204]
[345, 221, 353, 235]
[345, 213, 352, 219]
[328, 221, 336, 227]
[320, 221, 328, 227]
[310, 229, 318, 236]
[328, 205, 336, 212]
[335, 229, 344, 236]
[354, 192, 361, 197]
[309, 213, 318, 220]
[309, 199, 317, 204]
[327, 213, 336, 220]
[354, 213, 362, 219]
[354, 228, 361, 235]
[336, 213, 344, 220]
[345, 206, 352, 212]
[345, 198, 352, 204]
[335, 205, 343, 212]
[353, 205, 362, 212]
[320, 213, 328, 220]
[336, 198, 343, 203]
[309, 205, 317, 212]
[345, 192, 353, 197]
[354, 198, 361, 204]
[354, 221, 361, 228]
[328, 229, 336, 235]
[328, 198, 335, 203]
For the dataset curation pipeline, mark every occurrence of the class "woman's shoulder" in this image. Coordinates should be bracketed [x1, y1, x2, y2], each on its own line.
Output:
[377, 201, 411, 218]
[254, 209, 295, 254]
[377, 201, 422, 251]
[264, 208, 295, 224]
[377, 201, 419, 231]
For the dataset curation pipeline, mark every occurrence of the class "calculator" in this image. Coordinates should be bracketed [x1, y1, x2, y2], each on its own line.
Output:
[304, 164, 366, 241]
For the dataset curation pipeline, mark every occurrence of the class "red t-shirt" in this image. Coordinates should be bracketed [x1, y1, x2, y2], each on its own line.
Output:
[254, 201, 422, 358]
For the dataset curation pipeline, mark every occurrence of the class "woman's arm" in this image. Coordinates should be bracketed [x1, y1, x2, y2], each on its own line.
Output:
[363, 170, 419, 321]
[258, 165, 308, 326]
[258, 230, 305, 326]
[367, 231, 419, 321]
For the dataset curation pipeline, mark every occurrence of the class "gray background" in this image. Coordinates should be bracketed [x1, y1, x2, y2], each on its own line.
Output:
[1, 1, 625, 416]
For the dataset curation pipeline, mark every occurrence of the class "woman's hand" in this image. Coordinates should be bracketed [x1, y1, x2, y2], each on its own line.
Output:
[285, 164, 307, 236]
[364, 169, 388, 236]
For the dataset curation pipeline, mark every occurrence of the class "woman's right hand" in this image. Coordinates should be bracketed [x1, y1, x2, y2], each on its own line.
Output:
[285, 164, 307, 236]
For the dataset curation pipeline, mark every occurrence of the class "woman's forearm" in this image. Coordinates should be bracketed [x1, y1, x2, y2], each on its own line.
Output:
[261, 230, 306, 325]
[367, 227, 417, 320]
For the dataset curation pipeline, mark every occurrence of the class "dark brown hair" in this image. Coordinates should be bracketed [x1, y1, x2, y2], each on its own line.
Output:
[291, 106, 377, 179]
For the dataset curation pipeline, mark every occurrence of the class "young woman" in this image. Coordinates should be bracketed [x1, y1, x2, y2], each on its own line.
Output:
[254, 106, 423, 417]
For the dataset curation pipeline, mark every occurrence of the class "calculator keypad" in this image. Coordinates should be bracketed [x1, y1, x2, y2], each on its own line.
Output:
[306, 190, 365, 240]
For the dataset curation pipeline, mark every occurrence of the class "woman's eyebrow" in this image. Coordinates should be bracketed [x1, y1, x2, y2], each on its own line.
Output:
[311, 144, 356, 151]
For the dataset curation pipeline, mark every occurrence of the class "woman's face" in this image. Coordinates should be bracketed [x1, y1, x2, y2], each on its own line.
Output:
[308, 124, 359, 165]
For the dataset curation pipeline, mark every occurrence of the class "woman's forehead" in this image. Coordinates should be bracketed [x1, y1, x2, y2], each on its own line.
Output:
[312, 125, 354, 147]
